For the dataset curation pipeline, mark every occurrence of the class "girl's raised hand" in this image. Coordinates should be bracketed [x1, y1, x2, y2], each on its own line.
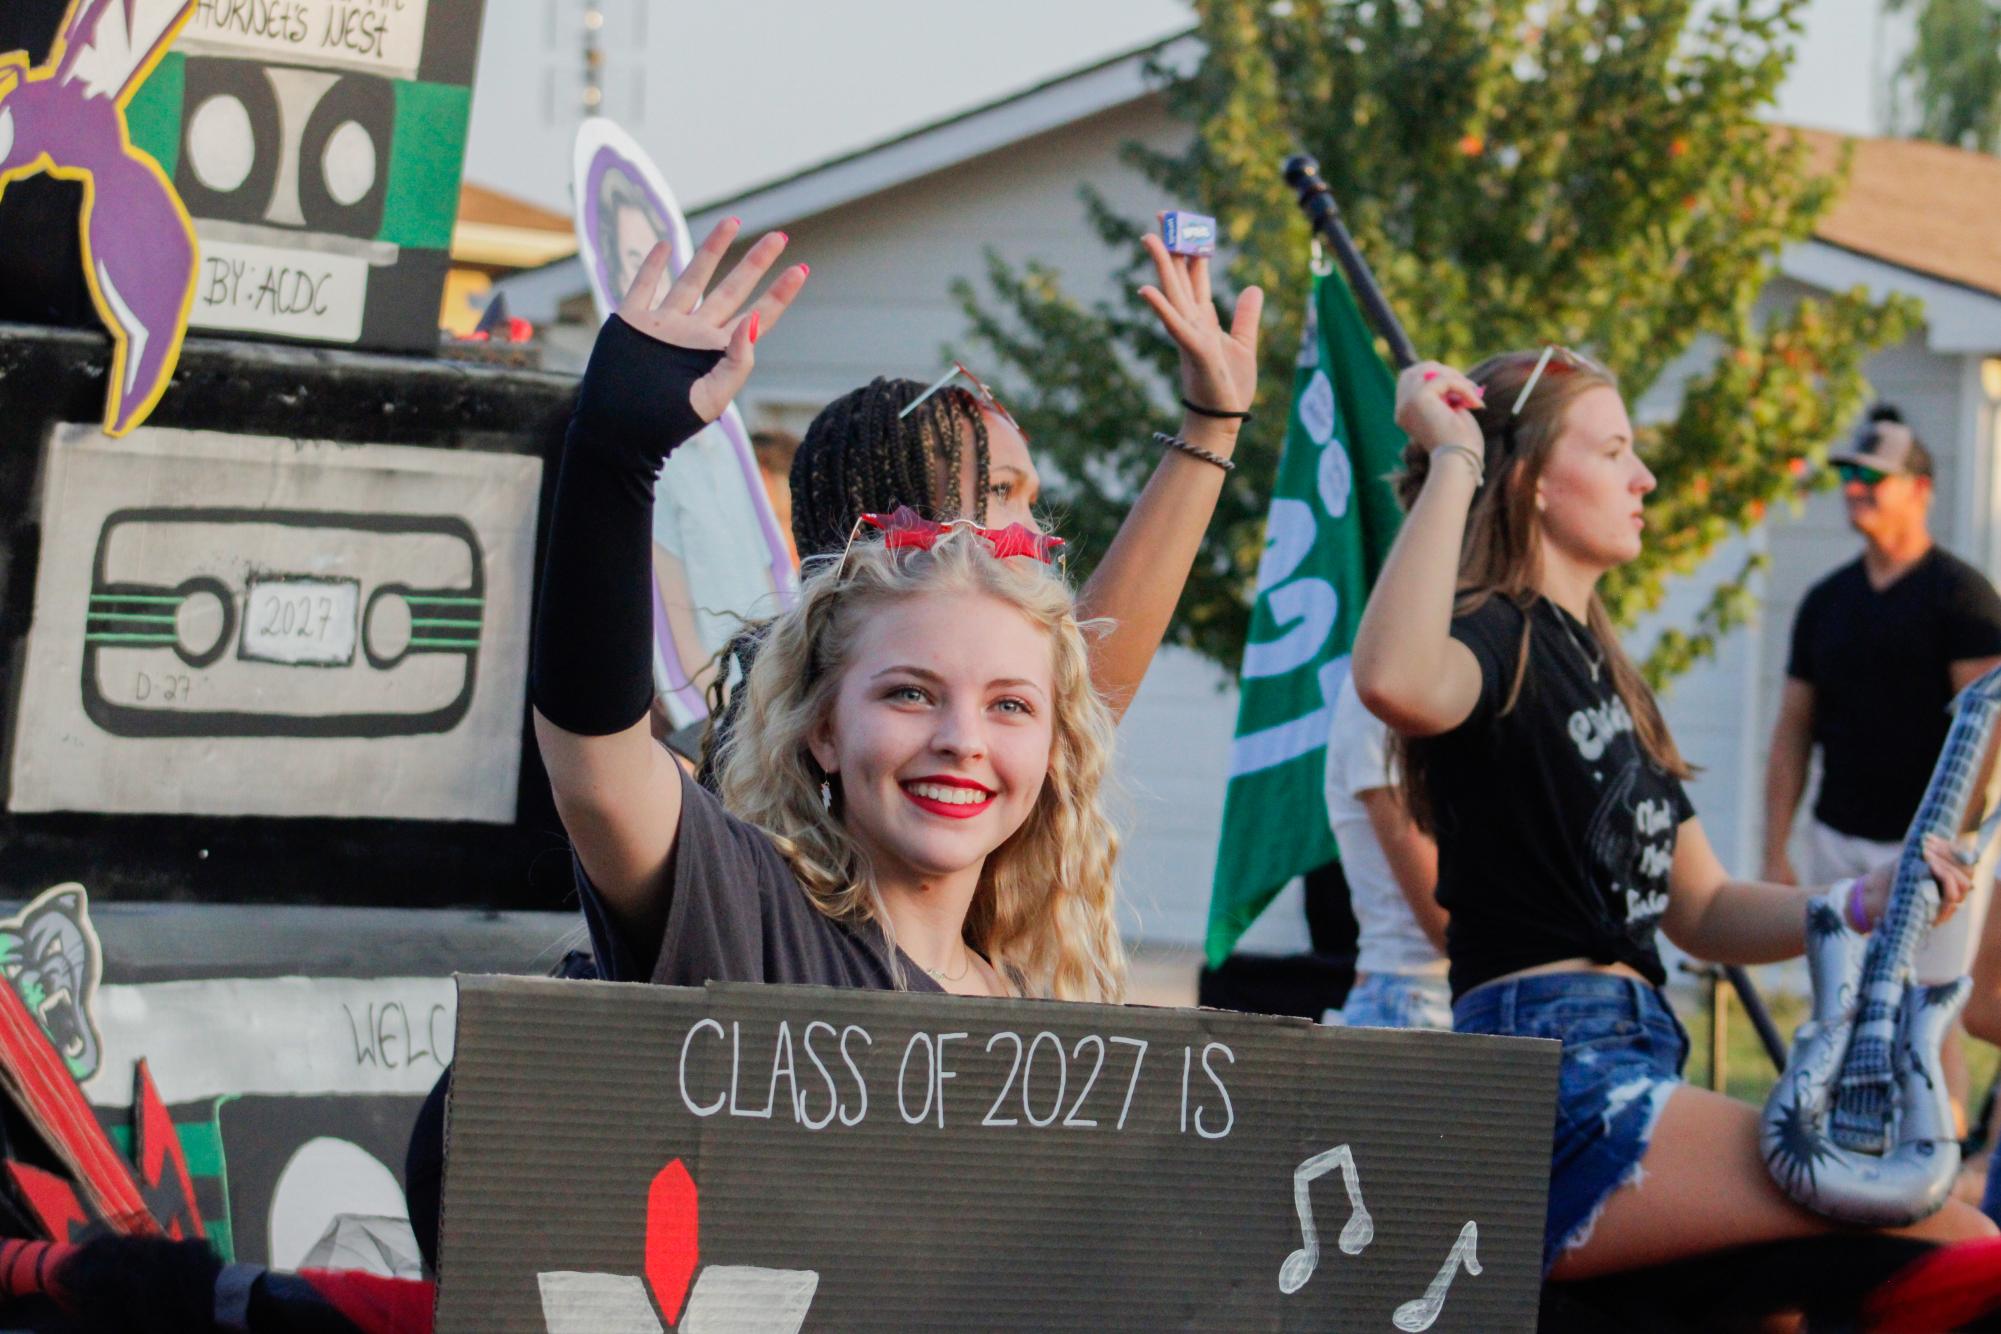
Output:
[616, 217, 811, 423]
[1137, 228, 1261, 423]
[1394, 361, 1487, 458]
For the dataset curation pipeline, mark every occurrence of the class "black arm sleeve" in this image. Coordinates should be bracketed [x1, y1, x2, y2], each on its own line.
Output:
[530, 315, 725, 735]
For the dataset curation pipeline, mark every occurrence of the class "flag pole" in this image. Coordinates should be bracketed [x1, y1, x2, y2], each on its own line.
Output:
[1281, 154, 1418, 371]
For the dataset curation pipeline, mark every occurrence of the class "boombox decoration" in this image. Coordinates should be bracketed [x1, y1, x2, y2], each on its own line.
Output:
[140, 0, 484, 350]
[7, 424, 542, 825]
[0, 0, 484, 436]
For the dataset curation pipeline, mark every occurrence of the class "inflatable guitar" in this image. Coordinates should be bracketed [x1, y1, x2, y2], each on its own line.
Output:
[1761, 664, 2001, 1225]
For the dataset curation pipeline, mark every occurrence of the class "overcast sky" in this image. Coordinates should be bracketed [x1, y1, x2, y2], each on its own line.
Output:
[464, 0, 1898, 212]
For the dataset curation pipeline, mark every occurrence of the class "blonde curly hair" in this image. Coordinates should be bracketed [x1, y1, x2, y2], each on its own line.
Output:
[715, 528, 1126, 1003]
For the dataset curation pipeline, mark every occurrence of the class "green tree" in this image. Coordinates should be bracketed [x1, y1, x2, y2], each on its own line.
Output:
[957, 0, 1917, 684]
[1887, 0, 2001, 153]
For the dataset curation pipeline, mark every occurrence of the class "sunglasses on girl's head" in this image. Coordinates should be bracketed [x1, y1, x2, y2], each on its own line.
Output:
[1510, 344, 1611, 416]
[898, 361, 1025, 438]
[1835, 461, 1891, 488]
[827, 507, 1065, 581]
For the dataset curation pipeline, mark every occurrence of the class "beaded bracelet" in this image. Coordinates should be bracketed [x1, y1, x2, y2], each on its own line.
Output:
[1180, 396, 1253, 422]
[1154, 431, 1236, 473]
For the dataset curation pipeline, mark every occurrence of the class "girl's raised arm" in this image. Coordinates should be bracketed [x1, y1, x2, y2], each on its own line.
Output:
[1351, 362, 1488, 737]
[532, 224, 807, 949]
[1074, 230, 1261, 716]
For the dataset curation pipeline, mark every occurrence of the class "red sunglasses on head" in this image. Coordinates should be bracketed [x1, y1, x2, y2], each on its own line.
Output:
[833, 506, 1064, 576]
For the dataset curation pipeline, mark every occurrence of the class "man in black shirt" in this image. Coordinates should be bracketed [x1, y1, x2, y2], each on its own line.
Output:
[1764, 407, 2001, 1103]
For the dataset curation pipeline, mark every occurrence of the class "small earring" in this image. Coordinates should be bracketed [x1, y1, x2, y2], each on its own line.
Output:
[820, 779, 833, 812]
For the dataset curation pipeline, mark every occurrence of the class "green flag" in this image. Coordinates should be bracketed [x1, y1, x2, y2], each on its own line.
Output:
[1204, 269, 1408, 965]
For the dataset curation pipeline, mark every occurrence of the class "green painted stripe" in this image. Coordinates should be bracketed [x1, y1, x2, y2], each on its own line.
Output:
[92, 594, 183, 606]
[381, 81, 471, 249]
[88, 612, 178, 624]
[409, 617, 481, 628]
[405, 595, 484, 607]
[409, 637, 478, 649]
[175, 1119, 225, 1178]
[85, 634, 179, 644]
[204, 1219, 233, 1262]
[124, 51, 184, 178]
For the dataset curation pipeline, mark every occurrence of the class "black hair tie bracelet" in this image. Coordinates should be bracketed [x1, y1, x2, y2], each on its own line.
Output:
[1180, 396, 1253, 422]
[1154, 431, 1236, 473]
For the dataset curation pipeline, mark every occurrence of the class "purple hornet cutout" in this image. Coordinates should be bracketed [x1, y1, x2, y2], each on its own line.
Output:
[0, 0, 198, 436]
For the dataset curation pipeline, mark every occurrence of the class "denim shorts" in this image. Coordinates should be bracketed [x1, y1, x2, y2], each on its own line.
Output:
[1453, 972, 1688, 1273]
[1327, 971, 1454, 1030]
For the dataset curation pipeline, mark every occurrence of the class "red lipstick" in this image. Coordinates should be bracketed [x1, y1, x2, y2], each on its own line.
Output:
[900, 775, 996, 820]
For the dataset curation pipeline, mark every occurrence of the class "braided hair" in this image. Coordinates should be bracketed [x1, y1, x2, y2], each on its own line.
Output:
[789, 377, 992, 558]
[701, 377, 995, 789]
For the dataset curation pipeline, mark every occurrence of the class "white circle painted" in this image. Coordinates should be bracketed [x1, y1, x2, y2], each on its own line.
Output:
[267, 1137, 407, 1272]
[0, 108, 15, 167]
[1299, 371, 1336, 446]
[176, 589, 228, 659]
[187, 94, 256, 193]
[365, 590, 411, 661]
[1318, 438, 1353, 519]
[322, 120, 377, 207]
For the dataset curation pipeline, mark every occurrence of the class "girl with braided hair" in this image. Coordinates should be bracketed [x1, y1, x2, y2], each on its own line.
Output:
[698, 228, 1261, 785]
[799, 231, 1255, 716]
[1351, 349, 1992, 1288]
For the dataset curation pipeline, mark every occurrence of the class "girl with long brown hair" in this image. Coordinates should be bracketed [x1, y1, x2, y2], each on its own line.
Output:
[1350, 349, 1992, 1280]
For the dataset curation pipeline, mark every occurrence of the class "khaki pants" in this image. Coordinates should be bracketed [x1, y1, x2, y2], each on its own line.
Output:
[1799, 816, 1998, 984]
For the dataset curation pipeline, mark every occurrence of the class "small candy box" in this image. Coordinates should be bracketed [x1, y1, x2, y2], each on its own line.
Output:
[1161, 211, 1217, 257]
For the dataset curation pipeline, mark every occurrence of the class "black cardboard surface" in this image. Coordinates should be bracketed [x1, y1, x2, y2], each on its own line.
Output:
[439, 977, 1558, 1332]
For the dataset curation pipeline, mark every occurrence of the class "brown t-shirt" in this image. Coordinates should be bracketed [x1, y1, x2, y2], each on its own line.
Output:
[577, 763, 943, 994]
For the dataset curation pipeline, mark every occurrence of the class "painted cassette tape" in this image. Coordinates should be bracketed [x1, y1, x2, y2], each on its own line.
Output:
[81, 508, 484, 739]
[121, 0, 485, 351]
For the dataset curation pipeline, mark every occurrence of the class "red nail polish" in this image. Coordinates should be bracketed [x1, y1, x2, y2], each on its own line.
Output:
[798, 263, 810, 278]
[1423, 370, 1439, 382]
[748, 312, 761, 345]
[776, 231, 789, 244]
[727, 216, 741, 229]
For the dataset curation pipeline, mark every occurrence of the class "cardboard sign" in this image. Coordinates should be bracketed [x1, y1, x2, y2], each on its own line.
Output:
[440, 978, 1557, 1331]
[572, 118, 796, 726]
[7, 423, 540, 821]
[125, 0, 484, 350]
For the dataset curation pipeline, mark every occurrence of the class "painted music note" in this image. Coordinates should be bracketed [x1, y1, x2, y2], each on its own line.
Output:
[1276, 1144, 1374, 1295]
[1392, 1220, 1481, 1332]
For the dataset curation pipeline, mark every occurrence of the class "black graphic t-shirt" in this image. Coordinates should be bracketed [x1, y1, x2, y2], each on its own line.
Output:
[1414, 596, 1695, 998]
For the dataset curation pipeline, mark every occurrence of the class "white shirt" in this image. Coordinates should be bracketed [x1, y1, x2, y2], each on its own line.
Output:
[1323, 673, 1448, 977]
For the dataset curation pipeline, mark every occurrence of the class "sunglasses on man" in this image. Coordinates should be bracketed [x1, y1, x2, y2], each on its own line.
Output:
[1834, 462, 1892, 488]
